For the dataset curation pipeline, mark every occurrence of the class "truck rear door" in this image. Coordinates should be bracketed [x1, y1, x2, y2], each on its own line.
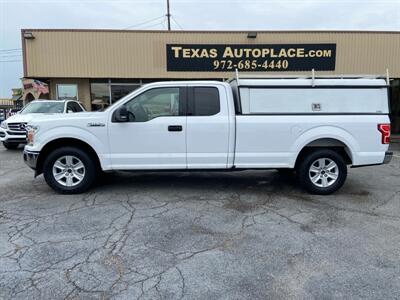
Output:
[186, 84, 232, 168]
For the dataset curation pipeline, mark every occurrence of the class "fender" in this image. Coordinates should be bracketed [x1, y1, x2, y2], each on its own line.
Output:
[290, 125, 359, 167]
[31, 126, 111, 170]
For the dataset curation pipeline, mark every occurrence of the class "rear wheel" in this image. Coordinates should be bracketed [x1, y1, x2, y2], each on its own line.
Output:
[297, 149, 347, 195]
[2, 141, 19, 150]
[43, 147, 97, 194]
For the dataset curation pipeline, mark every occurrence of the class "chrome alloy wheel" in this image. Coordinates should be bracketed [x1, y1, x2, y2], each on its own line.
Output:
[52, 155, 86, 187]
[308, 158, 339, 188]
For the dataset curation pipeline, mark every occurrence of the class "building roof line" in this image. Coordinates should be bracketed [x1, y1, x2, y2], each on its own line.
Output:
[21, 29, 400, 34]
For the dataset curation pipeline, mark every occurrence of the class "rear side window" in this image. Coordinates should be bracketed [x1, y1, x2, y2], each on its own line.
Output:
[191, 87, 220, 116]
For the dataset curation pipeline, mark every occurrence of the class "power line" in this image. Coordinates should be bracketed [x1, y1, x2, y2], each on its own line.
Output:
[139, 21, 166, 30]
[0, 59, 22, 62]
[171, 16, 183, 30]
[0, 54, 22, 57]
[161, 16, 167, 29]
[0, 48, 22, 52]
[124, 16, 165, 29]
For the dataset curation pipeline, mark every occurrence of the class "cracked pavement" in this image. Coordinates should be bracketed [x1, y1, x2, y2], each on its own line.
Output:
[0, 144, 399, 299]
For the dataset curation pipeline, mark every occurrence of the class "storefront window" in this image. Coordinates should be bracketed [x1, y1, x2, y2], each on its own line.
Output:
[57, 84, 78, 100]
[90, 80, 141, 110]
[91, 83, 110, 111]
[111, 84, 140, 104]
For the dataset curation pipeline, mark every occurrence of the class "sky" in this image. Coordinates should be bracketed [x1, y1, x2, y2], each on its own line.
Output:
[0, 0, 399, 97]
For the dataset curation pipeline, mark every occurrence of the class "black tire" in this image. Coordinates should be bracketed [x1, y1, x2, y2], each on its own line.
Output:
[43, 146, 97, 194]
[2, 141, 19, 150]
[297, 149, 347, 195]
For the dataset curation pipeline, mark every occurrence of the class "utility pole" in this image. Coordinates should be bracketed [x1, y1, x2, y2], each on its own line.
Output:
[166, 0, 171, 31]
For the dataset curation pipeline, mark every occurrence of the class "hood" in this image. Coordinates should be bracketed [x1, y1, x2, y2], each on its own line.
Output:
[4, 113, 45, 123]
[27, 111, 105, 125]
[5, 112, 102, 124]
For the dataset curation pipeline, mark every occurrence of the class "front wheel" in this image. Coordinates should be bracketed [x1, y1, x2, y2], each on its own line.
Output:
[43, 147, 97, 194]
[297, 149, 347, 195]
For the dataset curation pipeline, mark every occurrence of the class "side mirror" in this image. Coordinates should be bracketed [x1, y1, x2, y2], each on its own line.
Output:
[114, 106, 129, 122]
[67, 109, 73, 113]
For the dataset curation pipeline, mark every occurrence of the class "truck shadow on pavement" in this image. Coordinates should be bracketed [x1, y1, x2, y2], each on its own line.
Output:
[92, 169, 373, 204]
[97, 170, 301, 193]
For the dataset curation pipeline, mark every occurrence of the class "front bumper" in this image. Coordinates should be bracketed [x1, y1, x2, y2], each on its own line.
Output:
[0, 128, 27, 144]
[23, 149, 39, 170]
[383, 151, 393, 164]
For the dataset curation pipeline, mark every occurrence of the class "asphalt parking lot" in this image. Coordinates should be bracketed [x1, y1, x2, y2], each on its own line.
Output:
[0, 144, 399, 300]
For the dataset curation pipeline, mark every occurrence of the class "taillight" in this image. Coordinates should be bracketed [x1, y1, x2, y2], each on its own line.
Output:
[377, 124, 391, 144]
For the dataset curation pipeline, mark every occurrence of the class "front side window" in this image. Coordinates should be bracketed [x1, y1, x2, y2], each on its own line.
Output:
[124, 88, 180, 122]
[66, 102, 84, 113]
[73, 102, 84, 112]
[57, 84, 78, 100]
[66, 102, 75, 112]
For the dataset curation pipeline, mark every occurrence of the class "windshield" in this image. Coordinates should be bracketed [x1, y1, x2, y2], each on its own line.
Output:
[20, 102, 65, 114]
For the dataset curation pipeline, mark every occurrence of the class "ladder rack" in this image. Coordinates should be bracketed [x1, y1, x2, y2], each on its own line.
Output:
[233, 68, 390, 86]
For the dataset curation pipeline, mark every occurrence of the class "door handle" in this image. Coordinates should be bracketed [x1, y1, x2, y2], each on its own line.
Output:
[168, 125, 183, 132]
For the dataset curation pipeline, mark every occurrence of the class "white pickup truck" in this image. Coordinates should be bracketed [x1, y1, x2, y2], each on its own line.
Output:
[23, 76, 392, 195]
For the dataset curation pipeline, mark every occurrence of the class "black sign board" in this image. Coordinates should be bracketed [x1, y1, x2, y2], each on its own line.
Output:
[167, 44, 336, 72]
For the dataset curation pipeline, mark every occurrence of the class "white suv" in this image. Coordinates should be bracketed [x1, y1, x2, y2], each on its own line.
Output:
[0, 100, 85, 150]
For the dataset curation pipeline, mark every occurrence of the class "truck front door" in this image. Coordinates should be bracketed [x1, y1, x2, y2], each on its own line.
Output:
[108, 87, 187, 169]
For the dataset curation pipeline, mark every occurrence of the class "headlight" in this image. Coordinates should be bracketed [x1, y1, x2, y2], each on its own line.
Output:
[0, 122, 7, 129]
[26, 125, 39, 146]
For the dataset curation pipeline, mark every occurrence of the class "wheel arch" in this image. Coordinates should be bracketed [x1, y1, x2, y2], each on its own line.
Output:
[36, 138, 102, 176]
[291, 125, 360, 168]
[294, 137, 353, 168]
